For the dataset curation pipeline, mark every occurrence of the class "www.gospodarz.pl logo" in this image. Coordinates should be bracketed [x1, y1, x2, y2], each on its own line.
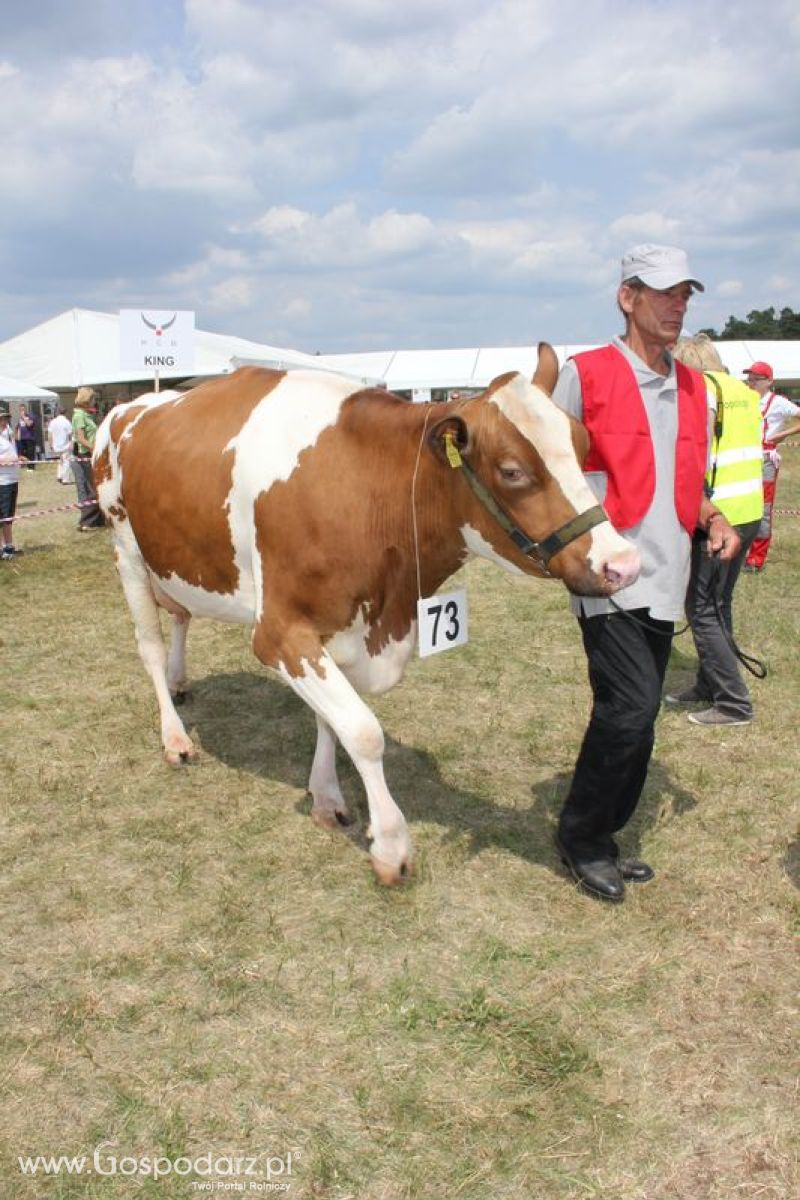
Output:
[17, 1144, 298, 1189]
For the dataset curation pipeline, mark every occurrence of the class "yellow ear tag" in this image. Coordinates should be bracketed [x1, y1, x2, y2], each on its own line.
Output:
[444, 432, 463, 469]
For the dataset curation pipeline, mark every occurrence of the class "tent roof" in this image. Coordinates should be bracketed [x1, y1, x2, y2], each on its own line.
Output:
[0, 308, 798, 393]
[321, 339, 800, 390]
[0, 309, 333, 389]
[320, 345, 594, 390]
[703, 340, 800, 381]
[0, 373, 57, 400]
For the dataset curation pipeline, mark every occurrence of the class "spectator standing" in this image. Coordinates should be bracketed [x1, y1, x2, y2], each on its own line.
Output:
[71, 388, 105, 531]
[550, 243, 740, 902]
[668, 335, 763, 725]
[48, 406, 74, 483]
[15, 404, 37, 470]
[47, 408, 74, 482]
[0, 406, 22, 559]
[742, 361, 799, 572]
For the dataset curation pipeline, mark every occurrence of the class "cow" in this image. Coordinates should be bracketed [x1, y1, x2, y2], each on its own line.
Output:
[94, 344, 640, 884]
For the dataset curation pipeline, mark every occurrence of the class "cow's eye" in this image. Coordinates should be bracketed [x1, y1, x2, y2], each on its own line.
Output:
[498, 464, 526, 484]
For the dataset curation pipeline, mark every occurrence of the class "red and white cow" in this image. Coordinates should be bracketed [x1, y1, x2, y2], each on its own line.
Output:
[94, 344, 639, 883]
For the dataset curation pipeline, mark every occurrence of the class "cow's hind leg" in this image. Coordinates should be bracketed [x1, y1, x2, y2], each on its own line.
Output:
[309, 714, 351, 829]
[113, 537, 197, 765]
[166, 613, 192, 702]
[149, 577, 192, 701]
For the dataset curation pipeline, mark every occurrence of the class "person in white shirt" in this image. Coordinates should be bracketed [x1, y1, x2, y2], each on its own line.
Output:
[47, 407, 74, 483]
[0, 406, 22, 559]
[742, 361, 800, 572]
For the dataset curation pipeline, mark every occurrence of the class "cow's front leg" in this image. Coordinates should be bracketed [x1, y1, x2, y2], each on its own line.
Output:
[290, 656, 412, 883]
[309, 714, 351, 829]
[254, 628, 412, 883]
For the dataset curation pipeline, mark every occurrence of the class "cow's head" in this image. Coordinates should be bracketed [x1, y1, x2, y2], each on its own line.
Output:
[427, 342, 640, 597]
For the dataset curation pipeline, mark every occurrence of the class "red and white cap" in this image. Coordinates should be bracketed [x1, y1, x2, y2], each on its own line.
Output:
[743, 361, 773, 380]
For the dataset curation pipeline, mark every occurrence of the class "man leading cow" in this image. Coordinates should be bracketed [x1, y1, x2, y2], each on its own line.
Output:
[551, 244, 741, 902]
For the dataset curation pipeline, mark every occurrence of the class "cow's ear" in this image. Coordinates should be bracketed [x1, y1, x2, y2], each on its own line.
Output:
[532, 341, 559, 396]
[427, 415, 471, 467]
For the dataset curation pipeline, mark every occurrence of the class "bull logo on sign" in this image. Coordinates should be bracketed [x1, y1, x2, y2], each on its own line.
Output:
[140, 312, 177, 339]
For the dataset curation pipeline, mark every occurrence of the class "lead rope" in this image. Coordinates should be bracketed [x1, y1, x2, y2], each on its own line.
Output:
[704, 557, 767, 679]
[609, 557, 767, 677]
[608, 597, 690, 637]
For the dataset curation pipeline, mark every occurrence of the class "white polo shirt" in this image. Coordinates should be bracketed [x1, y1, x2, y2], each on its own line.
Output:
[760, 391, 798, 444]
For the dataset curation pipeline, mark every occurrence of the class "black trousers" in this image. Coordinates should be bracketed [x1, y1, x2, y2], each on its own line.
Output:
[73, 457, 105, 528]
[558, 610, 674, 855]
[686, 520, 760, 718]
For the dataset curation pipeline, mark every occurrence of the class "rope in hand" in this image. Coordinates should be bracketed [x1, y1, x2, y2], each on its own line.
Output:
[609, 553, 767, 678]
[705, 555, 767, 679]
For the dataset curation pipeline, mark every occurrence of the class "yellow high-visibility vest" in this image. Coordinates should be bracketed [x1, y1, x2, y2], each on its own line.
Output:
[704, 371, 763, 526]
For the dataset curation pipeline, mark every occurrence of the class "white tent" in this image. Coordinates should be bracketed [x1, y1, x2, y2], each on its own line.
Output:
[1, 308, 797, 397]
[317, 345, 595, 392]
[321, 340, 800, 393]
[0, 309, 338, 390]
[0, 373, 57, 400]
[707, 340, 800, 383]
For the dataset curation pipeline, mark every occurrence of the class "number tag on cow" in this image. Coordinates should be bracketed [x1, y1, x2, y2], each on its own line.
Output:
[417, 590, 469, 658]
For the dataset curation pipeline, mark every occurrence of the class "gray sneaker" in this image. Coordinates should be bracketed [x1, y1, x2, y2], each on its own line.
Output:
[687, 707, 753, 727]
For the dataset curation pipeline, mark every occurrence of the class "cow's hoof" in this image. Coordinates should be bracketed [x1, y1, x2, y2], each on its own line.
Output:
[311, 807, 352, 830]
[163, 742, 198, 767]
[172, 689, 191, 707]
[371, 855, 413, 886]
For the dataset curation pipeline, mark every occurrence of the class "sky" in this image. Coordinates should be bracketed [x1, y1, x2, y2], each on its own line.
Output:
[1, 0, 798, 355]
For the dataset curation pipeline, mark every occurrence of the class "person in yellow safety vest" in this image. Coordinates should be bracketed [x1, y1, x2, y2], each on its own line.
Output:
[667, 334, 763, 726]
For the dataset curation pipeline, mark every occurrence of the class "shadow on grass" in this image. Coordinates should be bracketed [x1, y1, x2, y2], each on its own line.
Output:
[784, 838, 800, 890]
[184, 670, 698, 878]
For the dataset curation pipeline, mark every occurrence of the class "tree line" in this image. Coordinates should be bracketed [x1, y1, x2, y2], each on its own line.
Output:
[699, 306, 800, 340]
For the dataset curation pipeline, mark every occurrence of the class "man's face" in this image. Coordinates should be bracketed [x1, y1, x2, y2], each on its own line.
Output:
[744, 374, 770, 395]
[620, 281, 693, 347]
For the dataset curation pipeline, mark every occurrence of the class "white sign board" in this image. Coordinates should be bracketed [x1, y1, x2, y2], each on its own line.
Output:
[417, 589, 469, 658]
[411, 387, 431, 404]
[119, 309, 195, 373]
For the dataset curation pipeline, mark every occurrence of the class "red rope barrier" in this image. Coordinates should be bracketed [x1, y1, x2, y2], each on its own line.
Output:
[1, 499, 101, 524]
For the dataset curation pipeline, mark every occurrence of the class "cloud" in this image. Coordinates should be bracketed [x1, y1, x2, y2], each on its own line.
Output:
[206, 276, 255, 311]
[0, 0, 798, 352]
[717, 280, 744, 298]
[247, 203, 441, 272]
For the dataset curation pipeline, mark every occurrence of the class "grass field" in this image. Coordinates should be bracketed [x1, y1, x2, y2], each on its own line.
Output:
[2, 450, 798, 1200]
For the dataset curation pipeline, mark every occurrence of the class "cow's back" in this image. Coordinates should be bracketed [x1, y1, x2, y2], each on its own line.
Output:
[95, 367, 383, 622]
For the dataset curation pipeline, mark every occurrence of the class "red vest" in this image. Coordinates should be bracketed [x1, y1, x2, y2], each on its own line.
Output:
[573, 345, 708, 534]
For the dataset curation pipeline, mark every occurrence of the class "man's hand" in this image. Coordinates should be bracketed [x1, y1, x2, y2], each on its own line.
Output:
[706, 511, 740, 561]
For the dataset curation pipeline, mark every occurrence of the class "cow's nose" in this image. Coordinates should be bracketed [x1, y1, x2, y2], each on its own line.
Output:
[603, 549, 641, 592]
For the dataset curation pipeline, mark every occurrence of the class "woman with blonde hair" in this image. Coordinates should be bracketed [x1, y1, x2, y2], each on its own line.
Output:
[71, 388, 105, 531]
[667, 334, 763, 725]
